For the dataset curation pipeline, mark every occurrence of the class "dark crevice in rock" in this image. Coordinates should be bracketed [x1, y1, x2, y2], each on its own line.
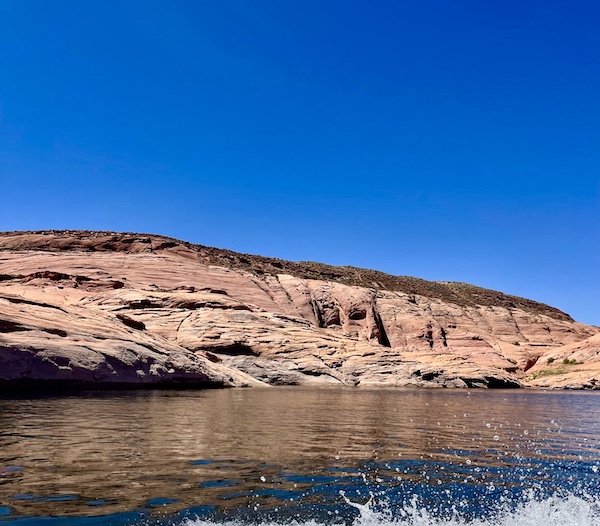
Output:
[310, 298, 326, 328]
[127, 299, 164, 309]
[170, 300, 250, 311]
[116, 314, 146, 330]
[411, 369, 442, 381]
[204, 352, 222, 363]
[209, 343, 258, 356]
[1, 295, 67, 312]
[462, 377, 521, 389]
[198, 288, 228, 295]
[155, 241, 179, 250]
[348, 309, 367, 321]
[43, 328, 67, 337]
[25, 271, 70, 281]
[298, 369, 324, 376]
[298, 368, 343, 383]
[373, 308, 391, 348]
[440, 327, 448, 347]
[485, 376, 521, 389]
[425, 323, 434, 349]
[137, 342, 169, 355]
[0, 274, 22, 281]
[322, 305, 341, 327]
[0, 320, 30, 333]
[523, 356, 539, 372]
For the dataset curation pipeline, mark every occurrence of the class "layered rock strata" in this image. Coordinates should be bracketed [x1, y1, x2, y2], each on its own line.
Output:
[0, 231, 597, 389]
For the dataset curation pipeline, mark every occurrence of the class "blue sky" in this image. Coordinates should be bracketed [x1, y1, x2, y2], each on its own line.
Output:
[0, 0, 598, 324]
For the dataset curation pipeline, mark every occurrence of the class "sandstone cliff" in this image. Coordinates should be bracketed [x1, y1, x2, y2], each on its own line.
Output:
[0, 231, 597, 389]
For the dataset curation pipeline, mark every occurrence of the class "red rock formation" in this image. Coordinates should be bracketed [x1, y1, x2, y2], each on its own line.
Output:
[0, 231, 597, 389]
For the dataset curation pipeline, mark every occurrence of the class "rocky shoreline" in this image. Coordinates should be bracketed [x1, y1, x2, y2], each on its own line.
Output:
[1, 231, 598, 390]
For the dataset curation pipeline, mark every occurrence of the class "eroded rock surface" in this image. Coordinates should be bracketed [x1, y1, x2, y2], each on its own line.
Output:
[0, 231, 598, 389]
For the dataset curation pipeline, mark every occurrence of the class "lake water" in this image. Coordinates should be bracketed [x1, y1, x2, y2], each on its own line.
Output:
[1, 387, 599, 525]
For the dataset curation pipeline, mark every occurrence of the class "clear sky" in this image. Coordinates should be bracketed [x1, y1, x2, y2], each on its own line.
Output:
[0, 1, 598, 324]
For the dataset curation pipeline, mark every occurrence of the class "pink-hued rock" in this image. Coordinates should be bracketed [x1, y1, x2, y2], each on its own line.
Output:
[523, 333, 600, 389]
[0, 230, 597, 389]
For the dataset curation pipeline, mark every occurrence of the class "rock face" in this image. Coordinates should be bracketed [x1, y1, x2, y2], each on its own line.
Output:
[0, 231, 598, 389]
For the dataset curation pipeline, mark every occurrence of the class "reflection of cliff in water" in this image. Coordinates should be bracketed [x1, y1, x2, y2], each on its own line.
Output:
[1, 388, 599, 517]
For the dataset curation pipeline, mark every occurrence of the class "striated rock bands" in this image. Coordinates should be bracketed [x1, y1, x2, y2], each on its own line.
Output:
[0, 230, 598, 390]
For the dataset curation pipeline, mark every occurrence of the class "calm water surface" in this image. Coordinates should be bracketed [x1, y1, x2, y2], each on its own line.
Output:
[1, 387, 599, 525]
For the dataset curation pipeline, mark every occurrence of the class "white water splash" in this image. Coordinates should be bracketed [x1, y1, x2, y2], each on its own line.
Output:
[184, 492, 600, 526]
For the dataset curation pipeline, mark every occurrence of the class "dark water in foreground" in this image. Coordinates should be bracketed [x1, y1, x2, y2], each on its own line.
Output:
[1, 387, 599, 525]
